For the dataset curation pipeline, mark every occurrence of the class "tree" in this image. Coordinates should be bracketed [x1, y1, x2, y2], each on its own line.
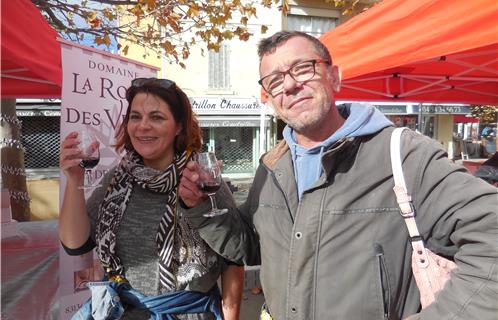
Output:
[33, 0, 375, 67]
[470, 105, 498, 124]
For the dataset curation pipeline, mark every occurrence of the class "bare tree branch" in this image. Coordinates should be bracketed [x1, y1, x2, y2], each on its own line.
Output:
[32, 0, 373, 65]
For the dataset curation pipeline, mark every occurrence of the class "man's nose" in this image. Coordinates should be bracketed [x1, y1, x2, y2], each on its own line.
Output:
[282, 73, 301, 94]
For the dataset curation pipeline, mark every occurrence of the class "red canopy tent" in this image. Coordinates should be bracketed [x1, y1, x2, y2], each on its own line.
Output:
[1, 0, 62, 98]
[320, 0, 498, 105]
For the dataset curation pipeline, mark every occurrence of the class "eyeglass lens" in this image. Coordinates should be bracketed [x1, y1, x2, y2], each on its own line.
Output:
[262, 60, 317, 96]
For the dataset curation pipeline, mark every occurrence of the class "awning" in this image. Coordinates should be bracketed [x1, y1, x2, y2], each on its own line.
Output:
[320, 0, 498, 105]
[453, 115, 480, 123]
[1, 0, 62, 98]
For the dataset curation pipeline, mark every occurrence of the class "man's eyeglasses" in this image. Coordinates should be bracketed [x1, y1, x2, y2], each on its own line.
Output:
[258, 59, 331, 97]
[131, 78, 176, 89]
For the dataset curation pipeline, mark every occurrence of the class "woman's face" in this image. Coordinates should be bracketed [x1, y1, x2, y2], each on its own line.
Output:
[127, 92, 182, 170]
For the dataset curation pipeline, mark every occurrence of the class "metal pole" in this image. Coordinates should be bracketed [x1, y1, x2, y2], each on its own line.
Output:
[417, 103, 423, 133]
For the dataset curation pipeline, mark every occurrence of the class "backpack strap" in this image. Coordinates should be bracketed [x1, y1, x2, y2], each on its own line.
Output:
[390, 127, 430, 268]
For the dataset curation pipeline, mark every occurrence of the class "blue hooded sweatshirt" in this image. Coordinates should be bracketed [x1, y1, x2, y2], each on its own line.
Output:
[282, 102, 393, 199]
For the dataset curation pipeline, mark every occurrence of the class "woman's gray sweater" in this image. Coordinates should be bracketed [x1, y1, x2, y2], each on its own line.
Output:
[86, 168, 225, 319]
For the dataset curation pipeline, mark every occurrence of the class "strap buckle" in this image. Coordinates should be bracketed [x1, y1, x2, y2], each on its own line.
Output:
[399, 201, 416, 218]
[108, 274, 128, 283]
[393, 185, 415, 218]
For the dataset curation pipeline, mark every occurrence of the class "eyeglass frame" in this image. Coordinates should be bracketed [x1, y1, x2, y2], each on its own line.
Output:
[258, 59, 331, 97]
[130, 78, 176, 90]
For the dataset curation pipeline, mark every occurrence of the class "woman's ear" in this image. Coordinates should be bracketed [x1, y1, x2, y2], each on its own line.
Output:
[176, 124, 183, 136]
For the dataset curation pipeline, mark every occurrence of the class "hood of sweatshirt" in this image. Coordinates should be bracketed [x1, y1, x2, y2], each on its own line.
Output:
[283, 102, 393, 198]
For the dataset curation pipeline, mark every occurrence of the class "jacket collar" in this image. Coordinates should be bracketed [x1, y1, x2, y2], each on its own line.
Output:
[262, 140, 290, 170]
[262, 136, 358, 175]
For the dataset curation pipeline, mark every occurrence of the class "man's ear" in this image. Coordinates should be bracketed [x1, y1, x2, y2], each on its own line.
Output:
[331, 65, 341, 93]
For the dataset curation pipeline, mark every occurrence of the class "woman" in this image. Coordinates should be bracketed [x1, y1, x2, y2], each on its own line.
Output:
[59, 78, 243, 319]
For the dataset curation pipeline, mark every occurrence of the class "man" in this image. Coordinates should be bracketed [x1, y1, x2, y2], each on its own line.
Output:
[179, 31, 498, 320]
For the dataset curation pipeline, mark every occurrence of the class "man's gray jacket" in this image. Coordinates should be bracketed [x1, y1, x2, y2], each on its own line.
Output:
[184, 127, 498, 320]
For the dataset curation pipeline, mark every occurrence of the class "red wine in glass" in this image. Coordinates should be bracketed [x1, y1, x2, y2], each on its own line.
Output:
[80, 157, 99, 169]
[195, 152, 228, 217]
[200, 182, 221, 193]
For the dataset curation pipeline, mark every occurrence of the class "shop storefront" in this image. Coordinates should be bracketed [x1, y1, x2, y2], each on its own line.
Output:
[373, 103, 477, 159]
[374, 103, 472, 140]
[14, 98, 275, 179]
[371, 104, 418, 131]
[191, 97, 275, 178]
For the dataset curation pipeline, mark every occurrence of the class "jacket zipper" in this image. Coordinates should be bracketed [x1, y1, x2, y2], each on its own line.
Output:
[374, 243, 391, 319]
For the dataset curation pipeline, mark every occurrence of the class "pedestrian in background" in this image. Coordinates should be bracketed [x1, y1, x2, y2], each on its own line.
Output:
[179, 31, 498, 320]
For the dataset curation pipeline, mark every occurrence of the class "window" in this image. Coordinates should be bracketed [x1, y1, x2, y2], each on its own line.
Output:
[285, 6, 339, 38]
[19, 116, 60, 169]
[201, 126, 255, 174]
[208, 43, 231, 91]
[286, 14, 337, 37]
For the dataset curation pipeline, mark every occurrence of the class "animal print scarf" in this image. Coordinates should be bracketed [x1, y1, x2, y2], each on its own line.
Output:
[96, 150, 189, 289]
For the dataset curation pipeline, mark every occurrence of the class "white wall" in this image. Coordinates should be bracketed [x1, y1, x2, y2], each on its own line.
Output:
[162, 4, 281, 97]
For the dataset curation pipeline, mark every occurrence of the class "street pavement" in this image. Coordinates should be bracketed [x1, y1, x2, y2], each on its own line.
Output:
[227, 178, 265, 319]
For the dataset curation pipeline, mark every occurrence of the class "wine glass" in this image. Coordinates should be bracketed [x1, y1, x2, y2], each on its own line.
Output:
[78, 129, 101, 189]
[195, 152, 228, 217]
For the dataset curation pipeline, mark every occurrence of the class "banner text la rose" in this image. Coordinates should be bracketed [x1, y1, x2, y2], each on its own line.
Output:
[64, 72, 128, 129]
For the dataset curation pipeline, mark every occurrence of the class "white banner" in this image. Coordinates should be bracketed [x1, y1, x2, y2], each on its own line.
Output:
[58, 40, 158, 320]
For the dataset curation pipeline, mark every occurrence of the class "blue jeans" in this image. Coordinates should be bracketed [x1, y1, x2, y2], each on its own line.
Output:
[72, 281, 222, 320]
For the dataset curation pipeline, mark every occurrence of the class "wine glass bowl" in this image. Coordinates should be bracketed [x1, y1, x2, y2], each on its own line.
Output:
[195, 152, 228, 217]
[78, 129, 101, 189]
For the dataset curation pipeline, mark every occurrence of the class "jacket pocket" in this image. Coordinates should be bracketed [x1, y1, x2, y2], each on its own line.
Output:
[374, 243, 391, 320]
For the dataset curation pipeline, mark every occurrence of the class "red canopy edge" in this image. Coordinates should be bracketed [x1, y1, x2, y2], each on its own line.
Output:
[320, 0, 498, 105]
[1, 0, 62, 98]
[453, 115, 479, 123]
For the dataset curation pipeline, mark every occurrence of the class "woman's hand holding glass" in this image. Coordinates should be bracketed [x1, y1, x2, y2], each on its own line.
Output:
[60, 129, 101, 189]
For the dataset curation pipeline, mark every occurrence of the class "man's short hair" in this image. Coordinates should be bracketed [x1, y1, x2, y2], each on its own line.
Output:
[257, 31, 332, 64]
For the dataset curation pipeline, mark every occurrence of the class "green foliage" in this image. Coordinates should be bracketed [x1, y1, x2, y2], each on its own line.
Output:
[470, 105, 498, 123]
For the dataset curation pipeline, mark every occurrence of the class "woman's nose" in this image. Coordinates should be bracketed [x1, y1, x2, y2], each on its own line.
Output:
[138, 117, 151, 129]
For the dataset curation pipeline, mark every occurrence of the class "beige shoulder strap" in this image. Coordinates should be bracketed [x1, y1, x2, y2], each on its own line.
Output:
[390, 127, 429, 269]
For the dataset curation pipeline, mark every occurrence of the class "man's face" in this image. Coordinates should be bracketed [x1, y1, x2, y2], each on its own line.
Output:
[260, 37, 340, 134]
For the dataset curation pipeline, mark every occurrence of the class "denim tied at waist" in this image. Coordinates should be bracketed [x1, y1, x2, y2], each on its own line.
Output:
[72, 281, 222, 320]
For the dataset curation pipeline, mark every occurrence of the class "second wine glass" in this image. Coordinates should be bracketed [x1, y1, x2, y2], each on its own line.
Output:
[195, 152, 228, 217]
[78, 129, 101, 190]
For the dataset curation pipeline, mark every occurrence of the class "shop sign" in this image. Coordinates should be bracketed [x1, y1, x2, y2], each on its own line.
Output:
[198, 118, 271, 128]
[17, 110, 61, 117]
[191, 97, 262, 115]
[375, 105, 407, 114]
[414, 105, 471, 114]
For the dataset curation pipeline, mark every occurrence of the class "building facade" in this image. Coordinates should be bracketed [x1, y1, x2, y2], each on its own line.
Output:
[118, 4, 283, 178]
[17, 1, 485, 181]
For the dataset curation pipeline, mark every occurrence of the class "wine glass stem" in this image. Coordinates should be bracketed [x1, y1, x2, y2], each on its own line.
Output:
[208, 194, 218, 210]
[85, 169, 91, 187]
